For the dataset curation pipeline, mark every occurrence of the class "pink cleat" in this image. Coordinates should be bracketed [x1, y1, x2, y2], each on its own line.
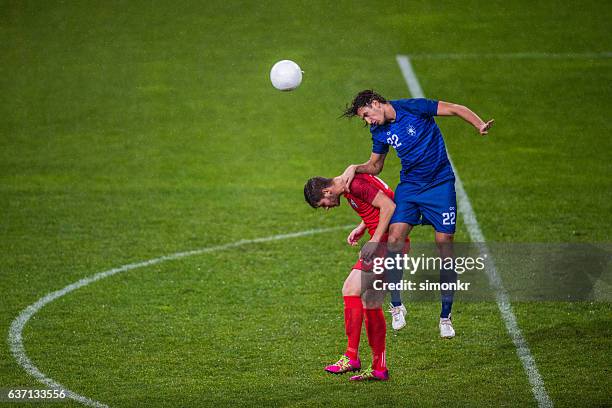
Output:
[324, 354, 361, 374]
[349, 367, 389, 381]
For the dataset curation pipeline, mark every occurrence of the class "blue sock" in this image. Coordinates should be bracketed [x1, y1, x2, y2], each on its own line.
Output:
[440, 267, 457, 318]
[441, 299, 453, 318]
[386, 251, 403, 306]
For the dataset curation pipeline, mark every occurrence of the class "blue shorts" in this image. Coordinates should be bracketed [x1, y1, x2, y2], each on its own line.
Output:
[390, 178, 457, 234]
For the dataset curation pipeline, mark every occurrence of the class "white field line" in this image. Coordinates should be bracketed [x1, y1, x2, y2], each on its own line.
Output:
[408, 52, 612, 59]
[8, 225, 352, 408]
[396, 54, 553, 408]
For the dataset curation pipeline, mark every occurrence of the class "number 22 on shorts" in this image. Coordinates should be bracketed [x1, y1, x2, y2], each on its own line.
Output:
[442, 211, 456, 225]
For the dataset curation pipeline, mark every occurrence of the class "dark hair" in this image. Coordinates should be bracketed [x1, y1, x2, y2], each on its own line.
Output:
[342, 89, 388, 118]
[304, 177, 333, 208]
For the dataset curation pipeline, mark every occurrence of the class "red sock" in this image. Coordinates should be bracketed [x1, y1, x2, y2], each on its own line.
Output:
[343, 296, 363, 360]
[365, 308, 387, 370]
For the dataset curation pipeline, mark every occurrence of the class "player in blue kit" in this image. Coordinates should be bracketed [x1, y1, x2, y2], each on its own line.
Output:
[341, 90, 494, 338]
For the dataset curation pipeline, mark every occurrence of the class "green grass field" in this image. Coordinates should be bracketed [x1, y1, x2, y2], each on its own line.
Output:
[1, 1, 611, 406]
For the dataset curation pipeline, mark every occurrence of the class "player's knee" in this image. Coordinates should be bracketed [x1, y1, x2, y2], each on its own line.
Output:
[362, 299, 381, 309]
[362, 298, 383, 309]
[435, 233, 453, 243]
[361, 289, 383, 309]
[435, 233, 454, 257]
[387, 233, 404, 252]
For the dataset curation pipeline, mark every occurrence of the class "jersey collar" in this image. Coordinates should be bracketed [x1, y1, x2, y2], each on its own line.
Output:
[389, 100, 405, 122]
[370, 100, 403, 132]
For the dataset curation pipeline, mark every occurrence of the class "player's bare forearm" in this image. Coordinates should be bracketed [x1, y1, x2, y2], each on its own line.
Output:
[370, 192, 396, 242]
[360, 192, 395, 261]
[358, 153, 386, 175]
[437, 101, 494, 135]
[342, 162, 378, 181]
[341, 153, 386, 192]
[371, 207, 393, 242]
[354, 161, 381, 175]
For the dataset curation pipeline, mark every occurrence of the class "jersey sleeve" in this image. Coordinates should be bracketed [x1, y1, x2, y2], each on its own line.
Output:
[350, 177, 380, 204]
[397, 98, 439, 118]
[371, 129, 390, 154]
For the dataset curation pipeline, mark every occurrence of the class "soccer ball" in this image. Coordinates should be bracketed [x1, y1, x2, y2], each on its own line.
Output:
[270, 60, 302, 91]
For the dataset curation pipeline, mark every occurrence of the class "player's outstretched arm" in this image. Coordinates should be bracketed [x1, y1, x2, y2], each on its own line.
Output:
[437, 101, 494, 135]
[340, 153, 387, 192]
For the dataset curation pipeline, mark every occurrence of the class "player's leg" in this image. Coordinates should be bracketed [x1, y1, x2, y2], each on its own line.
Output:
[341, 268, 365, 364]
[386, 222, 412, 329]
[436, 231, 456, 317]
[350, 277, 389, 381]
[436, 231, 457, 338]
[388, 222, 412, 252]
[418, 179, 458, 338]
[387, 222, 412, 304]
[385, 182, 419, 328]
[324, 268, 363, 374]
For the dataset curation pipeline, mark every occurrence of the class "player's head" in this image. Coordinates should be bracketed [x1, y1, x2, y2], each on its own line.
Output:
[343, 89, 390, 126]
[304, 177, 342, 209]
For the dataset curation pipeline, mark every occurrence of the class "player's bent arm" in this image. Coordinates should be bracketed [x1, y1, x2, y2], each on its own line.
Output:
[347, 221, 367, 246]
[341, 153, 387, 190]
[369, 191, 396, 242]
[354, 152, 386, 175]
[436, 101, 494, 135]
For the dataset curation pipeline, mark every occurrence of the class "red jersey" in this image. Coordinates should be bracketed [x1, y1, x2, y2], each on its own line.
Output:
[343, 174, 394, 237]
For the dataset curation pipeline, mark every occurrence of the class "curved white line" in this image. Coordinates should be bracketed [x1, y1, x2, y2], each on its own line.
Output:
[8, 225, 351, 407]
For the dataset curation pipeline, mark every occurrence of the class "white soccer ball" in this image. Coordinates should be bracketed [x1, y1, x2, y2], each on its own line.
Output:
[270, 60, 302, 91]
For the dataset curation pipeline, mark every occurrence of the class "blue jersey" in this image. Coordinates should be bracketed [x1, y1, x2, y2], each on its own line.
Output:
[371, 98, 454, 185]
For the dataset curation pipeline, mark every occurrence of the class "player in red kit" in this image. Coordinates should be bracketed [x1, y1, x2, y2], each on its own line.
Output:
[303, 173, 409, 381]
